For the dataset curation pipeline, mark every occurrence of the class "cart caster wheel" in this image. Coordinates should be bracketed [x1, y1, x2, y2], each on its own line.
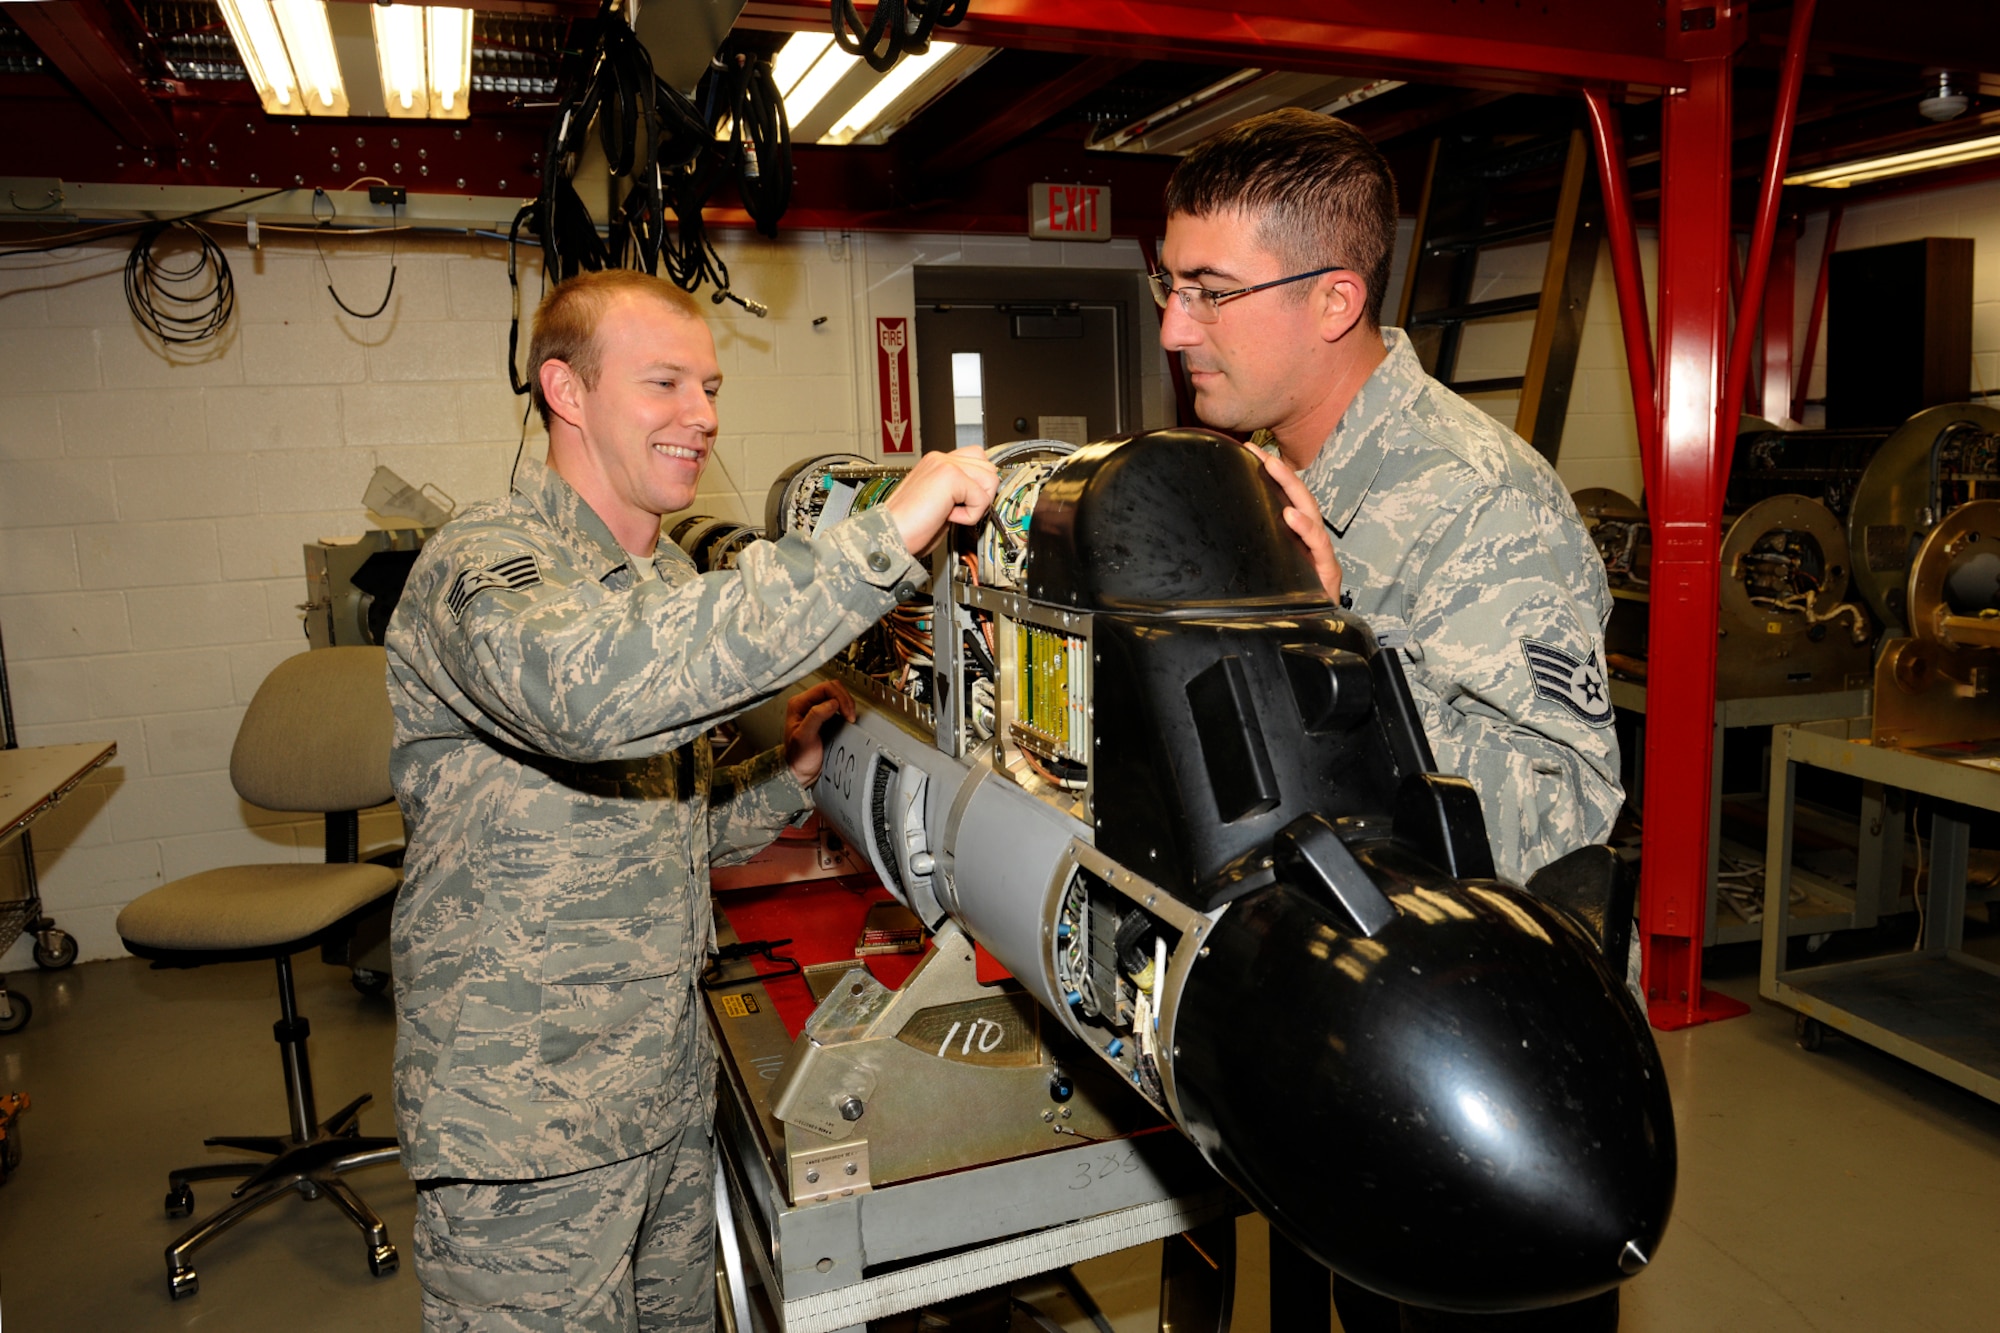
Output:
[169, 1267, 198, 1300]
[351, 968, 389, 996]
[32, 931, 77, 970]
[1795, 1015, 1825, 1052]
[0, 994, 32, 1034]
[166, 1182, 195, 1218]
[369, 1243, 399, 1278]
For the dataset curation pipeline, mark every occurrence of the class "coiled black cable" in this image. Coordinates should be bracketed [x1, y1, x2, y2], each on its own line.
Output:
[831, 0, 970, 73]
[123, 220, 235, 345]
[720, 50, 791, 239]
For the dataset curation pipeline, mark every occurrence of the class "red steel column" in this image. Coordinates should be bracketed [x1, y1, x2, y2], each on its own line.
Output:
[1761, 221, 1797, 423]
[1640, 52, 1752, 1030]
[1582, 90, 1660, 500]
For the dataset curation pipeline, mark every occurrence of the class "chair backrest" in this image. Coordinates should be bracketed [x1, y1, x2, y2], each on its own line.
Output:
[231, 647, 395, 814]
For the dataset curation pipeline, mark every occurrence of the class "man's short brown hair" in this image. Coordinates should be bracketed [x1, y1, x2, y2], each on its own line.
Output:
[527, 270, 703, 428]
[1164, 108, 1399, 330]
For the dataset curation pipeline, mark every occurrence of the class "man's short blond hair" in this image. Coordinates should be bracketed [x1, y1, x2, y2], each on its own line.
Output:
[527, 270, 703, 428]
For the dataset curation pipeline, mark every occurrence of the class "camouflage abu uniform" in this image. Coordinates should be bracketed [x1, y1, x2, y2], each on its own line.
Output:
[386, 454, 921, 1329]
[1294, 328, 1623, 884]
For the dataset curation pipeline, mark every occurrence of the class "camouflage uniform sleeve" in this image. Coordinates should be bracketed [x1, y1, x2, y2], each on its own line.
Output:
[1397, 486, 1624, 884]
[708, 745, 812, 868]
[405, 507, 919, 765]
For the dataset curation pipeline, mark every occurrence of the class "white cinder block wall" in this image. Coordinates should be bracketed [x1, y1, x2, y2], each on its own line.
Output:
[5, 179, 1997, 968]
[0, 223, 1165, 967]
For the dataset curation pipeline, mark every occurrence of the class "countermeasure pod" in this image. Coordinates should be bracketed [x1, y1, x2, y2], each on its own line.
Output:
[759, 429, 1674, 1311]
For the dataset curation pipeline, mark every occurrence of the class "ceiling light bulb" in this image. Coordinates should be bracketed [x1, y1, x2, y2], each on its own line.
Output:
[372, 3, 429, 118]
[215, 0, 301, 115]
[1785, 131, 2000, 188]
[427, 5, 474, 118]
[269, 0, 346, 117]
[782, 35, 856, 126]
[823, 44, 951, 146]
[773, 31, 835, 98]
[1918, 72, 1969, 123]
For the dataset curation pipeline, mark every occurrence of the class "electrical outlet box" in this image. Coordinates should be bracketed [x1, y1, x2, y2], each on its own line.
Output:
[368, 185, 408, 207]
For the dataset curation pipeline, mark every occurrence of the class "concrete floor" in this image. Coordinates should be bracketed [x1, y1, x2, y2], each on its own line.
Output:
[0, 939, 1996, 1331]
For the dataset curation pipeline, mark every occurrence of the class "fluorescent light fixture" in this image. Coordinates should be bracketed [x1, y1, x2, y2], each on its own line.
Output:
[372, 4, 428, 116]
[1785, 132, 2000, 188]
[775, 31, 852, 127]
[270, 0, 347, 115]
[427, 5, 474, 118]
[371, 4, 474, 119]
[821, 42, 989, 146]
[216, 0, 302, 115]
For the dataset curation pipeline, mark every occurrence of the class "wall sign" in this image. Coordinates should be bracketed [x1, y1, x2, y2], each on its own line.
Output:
[876, 317, 913, 453]
[1029, 182, 1111, 242]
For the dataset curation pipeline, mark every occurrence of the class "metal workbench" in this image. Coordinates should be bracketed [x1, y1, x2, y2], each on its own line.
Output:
[1612, 679, 1872, 945]
[703, 927, 1236, 1333]
[1761, 719, 2000, 1105]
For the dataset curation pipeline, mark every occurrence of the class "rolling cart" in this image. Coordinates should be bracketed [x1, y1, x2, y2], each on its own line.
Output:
[0, 620, 103, 1032]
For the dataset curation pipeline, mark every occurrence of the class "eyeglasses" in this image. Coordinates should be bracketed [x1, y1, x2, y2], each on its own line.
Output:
[1147, 265, 1348, 323]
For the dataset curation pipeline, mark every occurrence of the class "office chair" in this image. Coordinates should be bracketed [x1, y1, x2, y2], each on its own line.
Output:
[116, 646, 404, 1300]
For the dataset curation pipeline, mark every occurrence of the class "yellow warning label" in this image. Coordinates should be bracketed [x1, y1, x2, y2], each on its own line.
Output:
[718, 993, 761, 1018]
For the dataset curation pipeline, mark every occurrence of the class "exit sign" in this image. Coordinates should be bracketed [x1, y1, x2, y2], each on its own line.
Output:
[1029, 182, 1111, 242]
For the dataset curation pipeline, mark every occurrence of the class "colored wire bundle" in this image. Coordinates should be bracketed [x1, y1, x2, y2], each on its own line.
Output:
[123, 220, 234, 344]
[976, 460, 1060, 587]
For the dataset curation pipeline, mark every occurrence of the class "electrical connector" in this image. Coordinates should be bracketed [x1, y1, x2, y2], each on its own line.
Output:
[368, 185, 408, 207]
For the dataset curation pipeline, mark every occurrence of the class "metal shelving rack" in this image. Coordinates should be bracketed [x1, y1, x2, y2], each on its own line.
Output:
[1762, 719, 2000, 1104]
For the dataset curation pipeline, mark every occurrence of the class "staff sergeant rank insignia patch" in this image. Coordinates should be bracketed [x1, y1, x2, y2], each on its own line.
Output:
[1520, 638, 1613, 727]
[446, 554, 542, 622]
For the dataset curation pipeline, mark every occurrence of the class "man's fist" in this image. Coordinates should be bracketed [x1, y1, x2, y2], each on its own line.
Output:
[1251, 442, 1343, 605]
[882, 446, 1001, 556]
[783, 679, 857, 786]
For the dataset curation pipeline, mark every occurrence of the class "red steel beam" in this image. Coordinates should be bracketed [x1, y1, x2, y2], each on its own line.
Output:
[921, 56, 1139, 174]
[738, 2, 1685, 95]
[1760, 218, 1796, 422]
[1582, 89, 1659, 500]
[1639, 52, 1751, 1032]
[1791, 203, 1841, 422]
[1717, 0, 1815, 495]
[11, 0, 175, 151]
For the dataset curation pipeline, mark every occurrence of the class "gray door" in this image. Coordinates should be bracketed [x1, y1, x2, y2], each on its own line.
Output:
[914, 298, 1127, 455]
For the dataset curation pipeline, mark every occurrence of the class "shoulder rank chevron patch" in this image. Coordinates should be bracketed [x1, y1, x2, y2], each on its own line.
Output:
[1520, 638, 1614, 728]
[446, 554, 542, 622]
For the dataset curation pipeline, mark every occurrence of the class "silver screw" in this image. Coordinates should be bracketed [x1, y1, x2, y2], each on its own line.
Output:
[805, 1169, 820, 1184]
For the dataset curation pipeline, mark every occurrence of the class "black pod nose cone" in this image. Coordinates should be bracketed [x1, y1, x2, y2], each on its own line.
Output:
[1171, 863, 1675, 1312]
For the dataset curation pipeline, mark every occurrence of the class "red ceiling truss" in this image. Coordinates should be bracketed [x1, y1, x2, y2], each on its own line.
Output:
[739, 0, 1683, 95]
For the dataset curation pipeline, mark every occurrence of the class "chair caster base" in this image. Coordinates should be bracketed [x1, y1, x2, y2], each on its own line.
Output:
[169, 1267, 198, 1300]
[165, 1183, 195, 1218]
[369, 1243, 398, 1278]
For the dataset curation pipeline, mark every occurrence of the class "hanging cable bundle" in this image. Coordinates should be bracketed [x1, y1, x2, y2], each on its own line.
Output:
[509, 1, 787, 394]
[123, 220, 236, 345]
[714, 50, 792, 239]
[830, 0, 970, 73]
